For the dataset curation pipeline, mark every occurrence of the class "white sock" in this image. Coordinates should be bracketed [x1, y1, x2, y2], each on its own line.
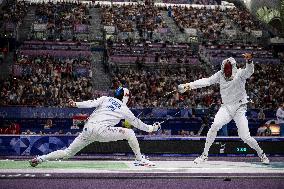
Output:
[203, 129, 218, 156]
[128, 137, 142, 161]
[244, 137, 263, 157]
[38, 150, 69, 162]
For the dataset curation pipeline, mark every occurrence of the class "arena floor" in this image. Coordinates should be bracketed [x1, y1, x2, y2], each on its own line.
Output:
[0, 157, 284, 189]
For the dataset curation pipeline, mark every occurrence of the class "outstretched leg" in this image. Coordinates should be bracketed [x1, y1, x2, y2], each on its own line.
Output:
[234, 106, 269, 164]
[194, 107, 231, 164]
[30, 130, 93, 167]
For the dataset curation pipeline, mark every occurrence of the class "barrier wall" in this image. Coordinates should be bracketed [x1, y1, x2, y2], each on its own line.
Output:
[0, 107, 276, 119]
[0, 135, 283, 156]
[0, 107, 277, 136]
[0, 117, 207, 135]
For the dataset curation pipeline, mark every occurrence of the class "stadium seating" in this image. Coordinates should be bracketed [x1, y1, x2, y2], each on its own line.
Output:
[0, 1, 283, 137]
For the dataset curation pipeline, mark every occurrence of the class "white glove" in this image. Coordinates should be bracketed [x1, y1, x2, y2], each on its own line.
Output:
[178, 83, 191, 94]
[152, 122, 161, 132]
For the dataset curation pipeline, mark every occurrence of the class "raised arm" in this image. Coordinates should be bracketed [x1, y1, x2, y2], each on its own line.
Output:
[239, 53, 254, 80]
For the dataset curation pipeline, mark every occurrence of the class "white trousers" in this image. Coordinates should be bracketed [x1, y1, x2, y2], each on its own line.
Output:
[39, 122, 142, 161]
[203, 103, 264, 156]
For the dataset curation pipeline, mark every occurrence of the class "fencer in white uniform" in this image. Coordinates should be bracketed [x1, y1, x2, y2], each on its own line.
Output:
[30, 87, 160, 167]
[178, 53, 269, 164]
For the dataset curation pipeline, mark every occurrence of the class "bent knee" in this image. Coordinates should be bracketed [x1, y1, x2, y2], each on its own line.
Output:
[124, 129, 136, 140]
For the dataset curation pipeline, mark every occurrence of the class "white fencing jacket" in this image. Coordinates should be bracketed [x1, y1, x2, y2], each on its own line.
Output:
[189, 62, 254, 105]
[75, 96, 153, 132]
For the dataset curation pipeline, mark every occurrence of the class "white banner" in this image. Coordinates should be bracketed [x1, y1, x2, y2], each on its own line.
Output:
[104, 26, 115, 34]
[154, 3, 234, 10]
[251, 30, 262, 37]
[33, 24, 47, 32]
[185, 28, 197, 36]
[24, 0, 92, 4]
[270, 37, 284, 44]
[223, 29, 237, 37]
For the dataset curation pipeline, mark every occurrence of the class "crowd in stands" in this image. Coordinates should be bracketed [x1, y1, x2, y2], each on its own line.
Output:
[247, 63, 284, 109]
[31, 2, 90, 40]
[111, 66, 217, 108]
[101, 4, 167, 38]
[0, 55, 93, 107]
[226, 6, 263, 32]
[171, 5, 265, 42]
[110, 61, 284, 110]
[0, 0, 29, 37]
[162, 0, 221, 4]
[1, 1, 28, 25]
[107, 42, 198, 65]
[0, 123, 20, 134]
[172, 6, 234, 41]
[203, 43, 281, 65]
[1, 51, 280, 111]
[0, 1, 283, 137]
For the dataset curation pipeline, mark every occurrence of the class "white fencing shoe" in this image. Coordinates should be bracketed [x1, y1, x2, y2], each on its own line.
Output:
[193, 154, 208, 164]
[134, 155, 156, 167]
[260, 153, 270, 165]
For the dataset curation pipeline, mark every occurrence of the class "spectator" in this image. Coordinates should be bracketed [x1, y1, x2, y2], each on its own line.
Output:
[257, 125, 267, 136]
[258, 109, 266, 124]
[101, 4, 168, 41]
[44, 119, 53, 130]
[257, 121, 273, 136]
[1, 1, 29, 38]
[172, 4, 265, 42]
[111, 66, 211, 108]
[0, 55, 93, 107]
[276, 103, 284, 136]
[22, 129, 36, 135]
[31, 2, 91, 41]
[9, 123, 20, 134]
